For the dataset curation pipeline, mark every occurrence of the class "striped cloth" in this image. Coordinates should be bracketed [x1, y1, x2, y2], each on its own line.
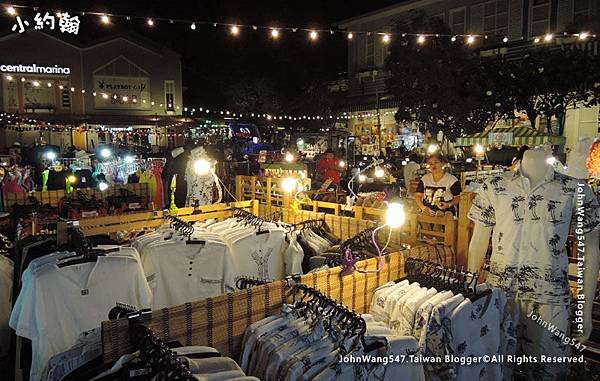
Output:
[454, 127, 566, 147]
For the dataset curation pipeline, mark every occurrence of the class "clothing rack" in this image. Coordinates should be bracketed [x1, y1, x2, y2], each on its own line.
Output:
[235, 276, 271, 290]
[339, 226, 379, 252]
[286, 218, 326, 232]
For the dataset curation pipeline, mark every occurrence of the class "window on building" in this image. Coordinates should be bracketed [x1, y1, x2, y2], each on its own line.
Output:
[573, 0, 591, 23]
[483, 0, 508, 37]
[60, 80, 71, 110]
[366, 33, 375, 68]
[530, 0, 550, 37]
[164, 80, 175, 111]
[450, 8, 466, 35]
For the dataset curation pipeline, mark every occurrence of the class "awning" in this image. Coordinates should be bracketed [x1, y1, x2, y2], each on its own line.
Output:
[454, 127, 566, 147]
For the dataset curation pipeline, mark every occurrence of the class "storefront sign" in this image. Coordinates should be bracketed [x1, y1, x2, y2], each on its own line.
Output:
[0, 63, 70, 75]
[488, 132, 514, 146]
[93, 75, 151, 110]
[12, 12, 80, 35]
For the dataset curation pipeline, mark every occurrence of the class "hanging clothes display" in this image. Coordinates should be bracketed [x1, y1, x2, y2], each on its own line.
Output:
[163, 147, 189, 208]
[152, 164, 165, 208]
[369, 258, 515, 381]
[0, 253, 13, 358]
[185, 146, 215, 206]
[9, 231, 152, 381]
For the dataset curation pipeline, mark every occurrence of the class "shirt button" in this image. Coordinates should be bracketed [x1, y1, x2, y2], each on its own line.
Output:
[189, 261, 193, 264]
[189, 267, 193, 270]
[188, 274, 192, 277]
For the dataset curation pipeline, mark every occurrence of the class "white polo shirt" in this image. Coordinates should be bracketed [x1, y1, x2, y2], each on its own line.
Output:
[143, 240, 236, 309]
[10, 255, 152, 381]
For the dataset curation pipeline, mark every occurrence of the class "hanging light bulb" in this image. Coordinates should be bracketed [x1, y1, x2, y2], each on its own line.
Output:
[190, 22, 196, 30]
[386, 203, 406, 229]
[284, 152, 295, 162]
[503, 36, 509, 43]
[374, 166, 385, 178]
[534, 37, 541, 43]
[194, 159, 212, 175]
[450, 36, 457, 42]
[32, 80, 40, 87]
[6, 6, 16, 16]
[358, 174, 367, 183]
[474, 143, 485, 156]
[271, 28, 280, 39]
[417, 35, 426, 44]
[544, 33, 553, 42]
[146, 18, 154, 27]
[281, 177, 298, 193]
[309, 30, 318, 40]
[578, 32, 589, 40]
[339, 160, 346, 168]
[230, 25, 240, 35]
[466, 35, 475, 44]
[98, 181, 109, 191]
[347, 32, 353, 40]
[47, 82, 52, 87]
[427, 144, 439, 154]
[382, 34, 390, 43]
[101, 14, 110, 24]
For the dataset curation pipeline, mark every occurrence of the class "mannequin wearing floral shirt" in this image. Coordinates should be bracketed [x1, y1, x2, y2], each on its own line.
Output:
[468, 148, 599, 380]
[185, 146, 214, 206]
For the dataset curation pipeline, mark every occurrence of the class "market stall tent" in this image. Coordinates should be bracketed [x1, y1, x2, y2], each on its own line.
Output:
[454, 126, 566, 147]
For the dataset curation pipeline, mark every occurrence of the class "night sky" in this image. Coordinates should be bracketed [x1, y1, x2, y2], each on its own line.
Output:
[2, 0, 403, 112]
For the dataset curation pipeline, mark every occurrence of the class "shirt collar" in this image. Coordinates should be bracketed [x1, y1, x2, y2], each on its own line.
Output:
[511, 165, 555, 183]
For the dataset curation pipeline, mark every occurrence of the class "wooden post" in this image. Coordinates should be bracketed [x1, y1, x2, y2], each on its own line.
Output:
[235, 175, 242, 201]
[313, 200, 319, 213]
[266, 177, 272, 210]
[456, 192, 475, 268]
[353, 206, 363, 220]
[250, 176, 257, 201]
[251, 199, 259, 216]
[444, 213, 457, 256]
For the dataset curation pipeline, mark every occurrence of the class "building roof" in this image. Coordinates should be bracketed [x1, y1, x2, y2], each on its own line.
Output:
[336, 0, 444, 28]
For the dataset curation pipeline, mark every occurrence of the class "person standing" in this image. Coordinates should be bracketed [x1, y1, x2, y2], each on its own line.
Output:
[316, 150, 341, 186]
[414, 153, 461, 215]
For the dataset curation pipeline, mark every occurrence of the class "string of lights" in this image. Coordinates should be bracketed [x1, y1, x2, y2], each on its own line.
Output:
[184, 106, 397, 121]
[3, 3, 596, 44]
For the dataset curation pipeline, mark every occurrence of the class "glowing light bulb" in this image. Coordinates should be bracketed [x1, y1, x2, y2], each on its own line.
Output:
[578, 32, 589, 40]
[546, 156, 556, 165]
[124, 155, 134, 164]
[417, 35, 426, 44]
[147, 19, 154, 27]
[6, 6, 16, 16]
[534, 37, 541, 43]
[100, 148, 111, 158]
[474, 144, 485, 155]
[401, 160, 407, 166]
[427, 144, 439, 154]
[386, 203, 406, 228]
[339, 160, 346, 168]
[101, 15, 110, 24]
[230, 25, 239, 35]
[544, 33, 553, 42]
[503, 36, 509, 43]
[5, 75, 13, 81]
[374, 166, 385, 178]
[347, 32, 353, 40]
[122, 96, 128, 102]
[358, 174, 367, 183]
[67, 175, 77, 183]
[270, 28, 280, 39]
[281, 177, 298, 193]
[194, 159, 212, 175]
[466, 35, 475, 44]
[98, 182, 109, 191]
[47, 82, 52, 87]
[46, 151, 57, 160]
[284, 152, 295, 163]
[32, 80, 40, 87]
[382, 34, 390, 43]
[451, 36, 457, 42]
[309, 30, 318, 40]
[102, 93, 108, 99]
[20, 77, 25, 82]
[191, 22, 196, 30]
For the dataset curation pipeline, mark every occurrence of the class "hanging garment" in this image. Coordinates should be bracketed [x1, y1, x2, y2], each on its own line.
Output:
[0, 255, 13, 357]
[9, 252, 152, 381]
[152, 165, 165, 208]
[185, 147, 215, 206]
[163, 149, 189, 208]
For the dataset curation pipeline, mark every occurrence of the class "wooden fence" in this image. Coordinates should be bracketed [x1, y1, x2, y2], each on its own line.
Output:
[3, 183, 151, 211]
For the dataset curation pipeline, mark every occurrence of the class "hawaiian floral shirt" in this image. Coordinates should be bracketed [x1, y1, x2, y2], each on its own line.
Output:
[468, 168, 599, 305]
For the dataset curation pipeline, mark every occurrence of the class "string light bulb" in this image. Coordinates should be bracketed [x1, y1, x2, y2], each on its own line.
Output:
[503, 36, 509, 43]
[534, 37, 541, 43]
[47, 82, 52, 87]
[190, 22, 196, 30]
[284, 152, 295, 163]
[101, 14, 110, 24]
[544, 33, 553, 42]
[451, 36, 457, 42]
[147, 18, 154, 27]
[6, 75, 13, 81]
[32, 80, 40, 87]
[374, 166, 385, 178]
[347, 32, 353, 40]
[270, 28, 280, 39]
[578, 32, 589, 40]
[230, 25, 239, 35]
[417, 35, 426, 44]
[427, 144, 439, 154]
[309, 30, 318, 40]
[6, 6, 16, 16]
[466, 35, 475, 44]
[382, 34, 390, 43]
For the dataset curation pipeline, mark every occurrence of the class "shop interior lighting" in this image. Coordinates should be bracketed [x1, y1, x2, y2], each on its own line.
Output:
[147, 18, 154, 27]
[101, 15, 110, 24]
[100, 148, 112, 158]
[466, 35, 475, 44]
[32, 80, 40, 87]
[67, 175, 77, 184]
[382, 34, 391, 44]
[6, 6, 16, 15]
[401, 160, 407, 166]
[417, 35, 426, 44]
[270, 28, 280, 39]
[230, 25, 239, 35]
[374, 166, 385, 178]
[544, 33, 553, 42]
[578, 32, 589, 40]
[284, 152, 295, 163]
[339, 160, 346, 168]
[347, 32, 353, 40]
[190, 22, 196, 30]
[309, 30, 318, 40]
[503, 37, 509, 43]
[5, 75, 13, 81]
[358, 174, 367, 183]
[45, 151, 57, 161]
[474, 144, 485, 155]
